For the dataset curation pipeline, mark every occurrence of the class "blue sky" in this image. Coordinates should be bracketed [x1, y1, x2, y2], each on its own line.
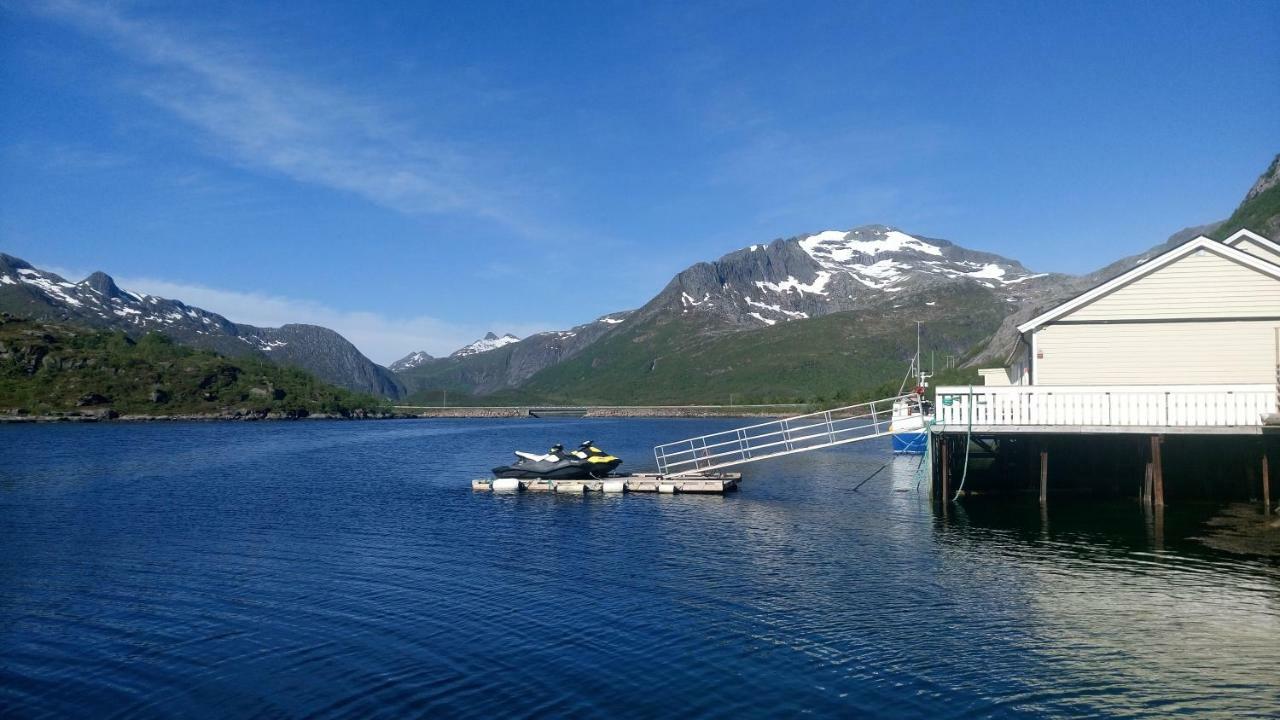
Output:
[1, 1, 1276, 363]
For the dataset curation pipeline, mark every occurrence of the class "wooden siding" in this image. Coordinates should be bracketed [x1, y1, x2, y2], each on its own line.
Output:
[1064, 249, 1280, 321]
[1233, 238, 1280, 267]
[1035, 321, 1279, 385]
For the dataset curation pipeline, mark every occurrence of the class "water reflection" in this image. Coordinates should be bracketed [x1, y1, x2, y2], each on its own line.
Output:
[0, 419, 1276, 718]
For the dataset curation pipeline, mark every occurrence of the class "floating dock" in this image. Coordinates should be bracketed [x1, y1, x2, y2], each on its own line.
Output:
[472, 472, 740, 494]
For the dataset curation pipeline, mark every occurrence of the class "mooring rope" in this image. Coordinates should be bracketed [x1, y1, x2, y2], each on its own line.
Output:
[952, 384, 974, 501]
[852, 463, 889, 492]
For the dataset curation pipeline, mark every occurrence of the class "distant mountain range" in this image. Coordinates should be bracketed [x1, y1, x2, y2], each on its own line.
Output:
[395, 152, 1280, 404]
[3, 153, 1276, 406]
[0, 257, 403, 398]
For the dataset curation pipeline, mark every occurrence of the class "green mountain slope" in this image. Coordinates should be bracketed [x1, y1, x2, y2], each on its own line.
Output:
[517, 284, 1004, 405]
[0, 316, 387, 417]
[1213, 153, 1280, 241]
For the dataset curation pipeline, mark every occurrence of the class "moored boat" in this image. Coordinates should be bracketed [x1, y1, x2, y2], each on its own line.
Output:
[889, 323, 933, 454]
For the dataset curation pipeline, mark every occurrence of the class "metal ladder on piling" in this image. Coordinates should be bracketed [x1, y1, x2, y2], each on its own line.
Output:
[654, 394, 921, 477]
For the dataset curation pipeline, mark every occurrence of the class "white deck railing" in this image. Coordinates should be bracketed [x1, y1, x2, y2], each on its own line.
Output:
[935, 384, 1277, 428]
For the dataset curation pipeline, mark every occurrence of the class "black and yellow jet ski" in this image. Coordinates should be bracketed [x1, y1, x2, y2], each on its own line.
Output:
[570, 441, 622, 476]
[491, 442, 622, 479]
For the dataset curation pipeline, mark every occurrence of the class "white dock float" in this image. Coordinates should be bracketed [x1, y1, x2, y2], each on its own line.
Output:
[471, 472, 740, 494]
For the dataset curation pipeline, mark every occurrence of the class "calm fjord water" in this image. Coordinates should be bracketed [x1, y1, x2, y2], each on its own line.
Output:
[1, 419, 1277, 719]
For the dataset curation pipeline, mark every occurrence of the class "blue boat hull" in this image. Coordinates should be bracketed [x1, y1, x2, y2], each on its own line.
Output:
[892, 431, 927, 454]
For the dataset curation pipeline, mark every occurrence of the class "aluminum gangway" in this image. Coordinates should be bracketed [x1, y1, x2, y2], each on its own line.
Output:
[654, 394, 922, 477]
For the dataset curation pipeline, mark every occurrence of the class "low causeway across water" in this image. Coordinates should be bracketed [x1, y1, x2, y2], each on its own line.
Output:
[394, 404, 806, 418]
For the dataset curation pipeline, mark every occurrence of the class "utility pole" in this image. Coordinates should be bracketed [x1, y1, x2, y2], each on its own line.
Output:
[442, 389, 448, 408]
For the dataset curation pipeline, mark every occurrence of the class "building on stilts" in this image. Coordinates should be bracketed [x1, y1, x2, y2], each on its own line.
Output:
[932, 229, 1280, 512]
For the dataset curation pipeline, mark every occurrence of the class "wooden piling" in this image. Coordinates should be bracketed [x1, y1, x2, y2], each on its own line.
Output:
[1039, 447, 1048, 507]
[1263, 450, 1271, 516]
[1150, 435, 1165, 508]
[1142, 462, 1153, 507]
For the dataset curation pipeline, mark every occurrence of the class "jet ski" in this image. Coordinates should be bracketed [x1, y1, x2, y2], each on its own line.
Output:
[570, 441, 622, 476]
[491, 442, 622, 479]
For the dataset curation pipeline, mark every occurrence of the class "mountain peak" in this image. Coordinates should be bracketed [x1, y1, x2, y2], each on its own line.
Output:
[657, 224, 1050, 330]
[451, 332, 520, 358]
[79, 271, 126, 299]
[0, 253, 34, 274]
[389, 350, 435, 372]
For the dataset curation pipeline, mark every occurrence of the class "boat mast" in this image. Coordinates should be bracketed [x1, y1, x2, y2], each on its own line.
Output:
[914, 321, 931, 391]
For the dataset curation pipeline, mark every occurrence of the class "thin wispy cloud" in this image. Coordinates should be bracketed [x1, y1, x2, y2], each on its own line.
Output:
[24, 0, 539, 231]
[4, 141, 133, 172]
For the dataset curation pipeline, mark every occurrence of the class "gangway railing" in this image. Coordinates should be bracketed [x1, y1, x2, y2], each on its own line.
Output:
[654, 394, 920, 477]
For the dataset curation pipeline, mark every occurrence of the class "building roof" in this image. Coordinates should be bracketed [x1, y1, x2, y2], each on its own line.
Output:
[1017, 233, 1280, 334]
[1222, 228, 1280, 261]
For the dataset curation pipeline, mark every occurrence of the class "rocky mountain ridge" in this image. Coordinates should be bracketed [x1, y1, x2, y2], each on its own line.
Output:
[393, 312, 633, 399]
[0, 255, 403, 398]
[452, 332, 520, 358]
[641, 225, 1069, 331]
[388, 351, 434, 372]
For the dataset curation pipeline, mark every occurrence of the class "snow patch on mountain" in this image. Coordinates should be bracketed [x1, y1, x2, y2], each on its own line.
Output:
[787, 228, 1040, 293]
[389, 350, 435, 372]
[681, 291, 712, 310]
[452, 332, 520, 357]
[744, 297, 808, 319]
[800, 229, 943, 264]
[3, 263, 222, 329]
[755, 272, 832, 296]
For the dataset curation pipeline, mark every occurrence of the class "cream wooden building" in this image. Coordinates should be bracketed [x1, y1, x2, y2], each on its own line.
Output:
[939, 229, 1280, 432]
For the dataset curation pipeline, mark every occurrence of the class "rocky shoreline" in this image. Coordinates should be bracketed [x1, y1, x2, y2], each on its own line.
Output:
[0, 408, 405, 423]
[0, 405, 801, 423]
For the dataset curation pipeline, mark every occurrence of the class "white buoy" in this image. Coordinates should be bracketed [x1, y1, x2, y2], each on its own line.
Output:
[658, 483, 677, 494]
[492, 478, 521, 492]
[602, 480, 626, 493]
[555, 482, 585, 493]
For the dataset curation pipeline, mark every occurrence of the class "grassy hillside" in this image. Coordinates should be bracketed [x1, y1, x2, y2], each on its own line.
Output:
[0, 316, 388, 417]
[517, 284, 1006, 405]
[1212, 182, 1280, 240]
[1213, 153, 1280, 240]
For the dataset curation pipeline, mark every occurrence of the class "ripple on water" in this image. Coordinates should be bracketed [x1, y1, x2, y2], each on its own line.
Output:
[0, 419, 1277, 718]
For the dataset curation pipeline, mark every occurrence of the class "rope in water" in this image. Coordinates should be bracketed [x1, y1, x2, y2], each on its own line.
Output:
[952, 384, 974, 501]
[852, 463, 889, 492]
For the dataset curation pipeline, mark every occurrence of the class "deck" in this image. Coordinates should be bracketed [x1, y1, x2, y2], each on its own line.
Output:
[934, 384, 1277, 435]
[471, 472, 741, 494]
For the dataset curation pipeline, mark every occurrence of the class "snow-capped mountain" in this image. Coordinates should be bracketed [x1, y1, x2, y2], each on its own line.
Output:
[0, 253, 404, 398]
[392, 312, 633, 396]
[389, 350, 435, 372]
[392, 225, 1075, 400]
[647, 225, 1066, 328]
[451, 332, 520, 358]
